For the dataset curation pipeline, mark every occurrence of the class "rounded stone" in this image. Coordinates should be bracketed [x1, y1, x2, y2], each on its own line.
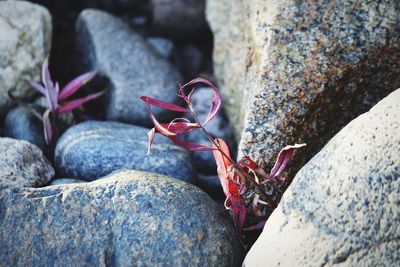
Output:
[0, 170, 241, 266]
[244, 89, 400, 266]
[55, 120, 195, 183]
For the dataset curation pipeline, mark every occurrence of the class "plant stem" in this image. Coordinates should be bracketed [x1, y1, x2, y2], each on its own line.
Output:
[189, 110, 277, 209]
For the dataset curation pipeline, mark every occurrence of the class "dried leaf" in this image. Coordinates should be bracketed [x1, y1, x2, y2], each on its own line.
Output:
[212, 138, 233, 197]
[146, 128, 156, 155]
[265, 143, 306, 183]
[59, 70, 97, 100]
[243, 221, 266, 232]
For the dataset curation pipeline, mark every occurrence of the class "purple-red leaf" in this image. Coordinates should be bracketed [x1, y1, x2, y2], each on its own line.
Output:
[212, 138, 233, 197]
[169, 136, 213, 151]
[42, 57, 53, 90]
[265, 143, 306, 183]
[179, 78, 221, 126]
[59, 70, 97, 101]
[57, 91, 104, 114]
[27, 80, 46, 95]
[140, 96, 190, 113]
[43, 109, 53, 145]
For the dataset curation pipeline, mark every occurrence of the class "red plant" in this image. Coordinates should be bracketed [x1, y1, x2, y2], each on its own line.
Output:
[28, 57, 103, 145]
[141, 78, 305, 234]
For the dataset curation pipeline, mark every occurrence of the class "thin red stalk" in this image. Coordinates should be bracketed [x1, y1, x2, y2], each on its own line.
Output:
[189, 109, 277, 209]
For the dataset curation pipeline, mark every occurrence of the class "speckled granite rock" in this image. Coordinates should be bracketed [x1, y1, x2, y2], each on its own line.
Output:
[207, 0, 400, 197]
[244, 89, 400, 266]
[55, 121, 195, 183]
[0, 170, 240, 266]
[50, 178, 87, 186]
[0, 138, 54, 188]
[75, 9, 183, 127]
[184, 87, 236, 174]
[4, 106, 46, 151]
[0, 1, 51, 116]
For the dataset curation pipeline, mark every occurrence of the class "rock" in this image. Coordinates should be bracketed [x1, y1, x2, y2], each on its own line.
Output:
[0, 137, 54, 188]
[147, 37, 175, 58]
[150, 0, 207, 38]
[244, 89, 400, 266]
[0, 170, 240, 266]
[3, 106, 46, 151]
[50, 178, 87, 186]
[55, 121, 195, 183]
[75, 9, 183, 127]
[173, 44, 204, 79]
[0, 1, 51, 116]
[207, 1, 400, 194]
[195, 174, 224, 199]
[184, 87, 236, 174]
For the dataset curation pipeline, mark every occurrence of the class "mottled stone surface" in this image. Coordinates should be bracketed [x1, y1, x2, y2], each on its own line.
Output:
[0, 170, 240, 266]
[55, 121, 195, 183]
[147, 36, 175, 58]
[0, 1, 51, 116]
[4, 106, 46, 151]
[0, 138, 54, 188]
[244, 90, 400, 266]
[207, 0, 400, 196]
[151, 0, 207, 38]
[50, 178, 87, 186]
[75, 9, 183, 127]
[184, 87, 236, 174]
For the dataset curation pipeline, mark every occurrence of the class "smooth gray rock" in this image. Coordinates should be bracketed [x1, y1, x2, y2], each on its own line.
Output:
[147, 37, 175, 58]
[4, 106, 46, 151]
[55, 121, 195, 183]
[0, 137, 54, 188]
[0, 170, 240, 266]
[173, 44, 204, 79]
[244, 89, 400, 266]
[75, 9, 183, 127]
[50, 178, 87, 186]
[184, 87, 236, 174]
[0, 1, 51, 115]
[151, 0, 207, 38]
[207, 0, 400, 199]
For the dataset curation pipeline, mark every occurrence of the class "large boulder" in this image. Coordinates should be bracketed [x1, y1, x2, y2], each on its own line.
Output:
[0, 137, 54, 188]
[55, 121, 195, 183]
[244, 89, 400, 266]
[207, 0, 400, 194]
[75, 9, 183, 127]
[0, 1, 52, 117]
[0, 170, 240, 266]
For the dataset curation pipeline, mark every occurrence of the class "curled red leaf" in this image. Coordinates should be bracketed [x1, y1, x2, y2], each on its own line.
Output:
[178, 77, 221, 126]
[265, 143, 307, 184]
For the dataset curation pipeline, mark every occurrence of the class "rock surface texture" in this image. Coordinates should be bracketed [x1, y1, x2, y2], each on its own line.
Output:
[0, 138, 54, 188]
[0, 169, 240, 266]
[55, 121, 195, 183]
[244, 89, 400, 266]
[207, 0, 400, 192]
[0, 1, 51, 116]
[75, 9, 183, 126]
[4, 106, 46, 151]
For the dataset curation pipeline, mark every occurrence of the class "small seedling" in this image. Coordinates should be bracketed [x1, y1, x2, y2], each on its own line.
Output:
[28, 57, 103, 145]
[141, 78, 305, 237]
